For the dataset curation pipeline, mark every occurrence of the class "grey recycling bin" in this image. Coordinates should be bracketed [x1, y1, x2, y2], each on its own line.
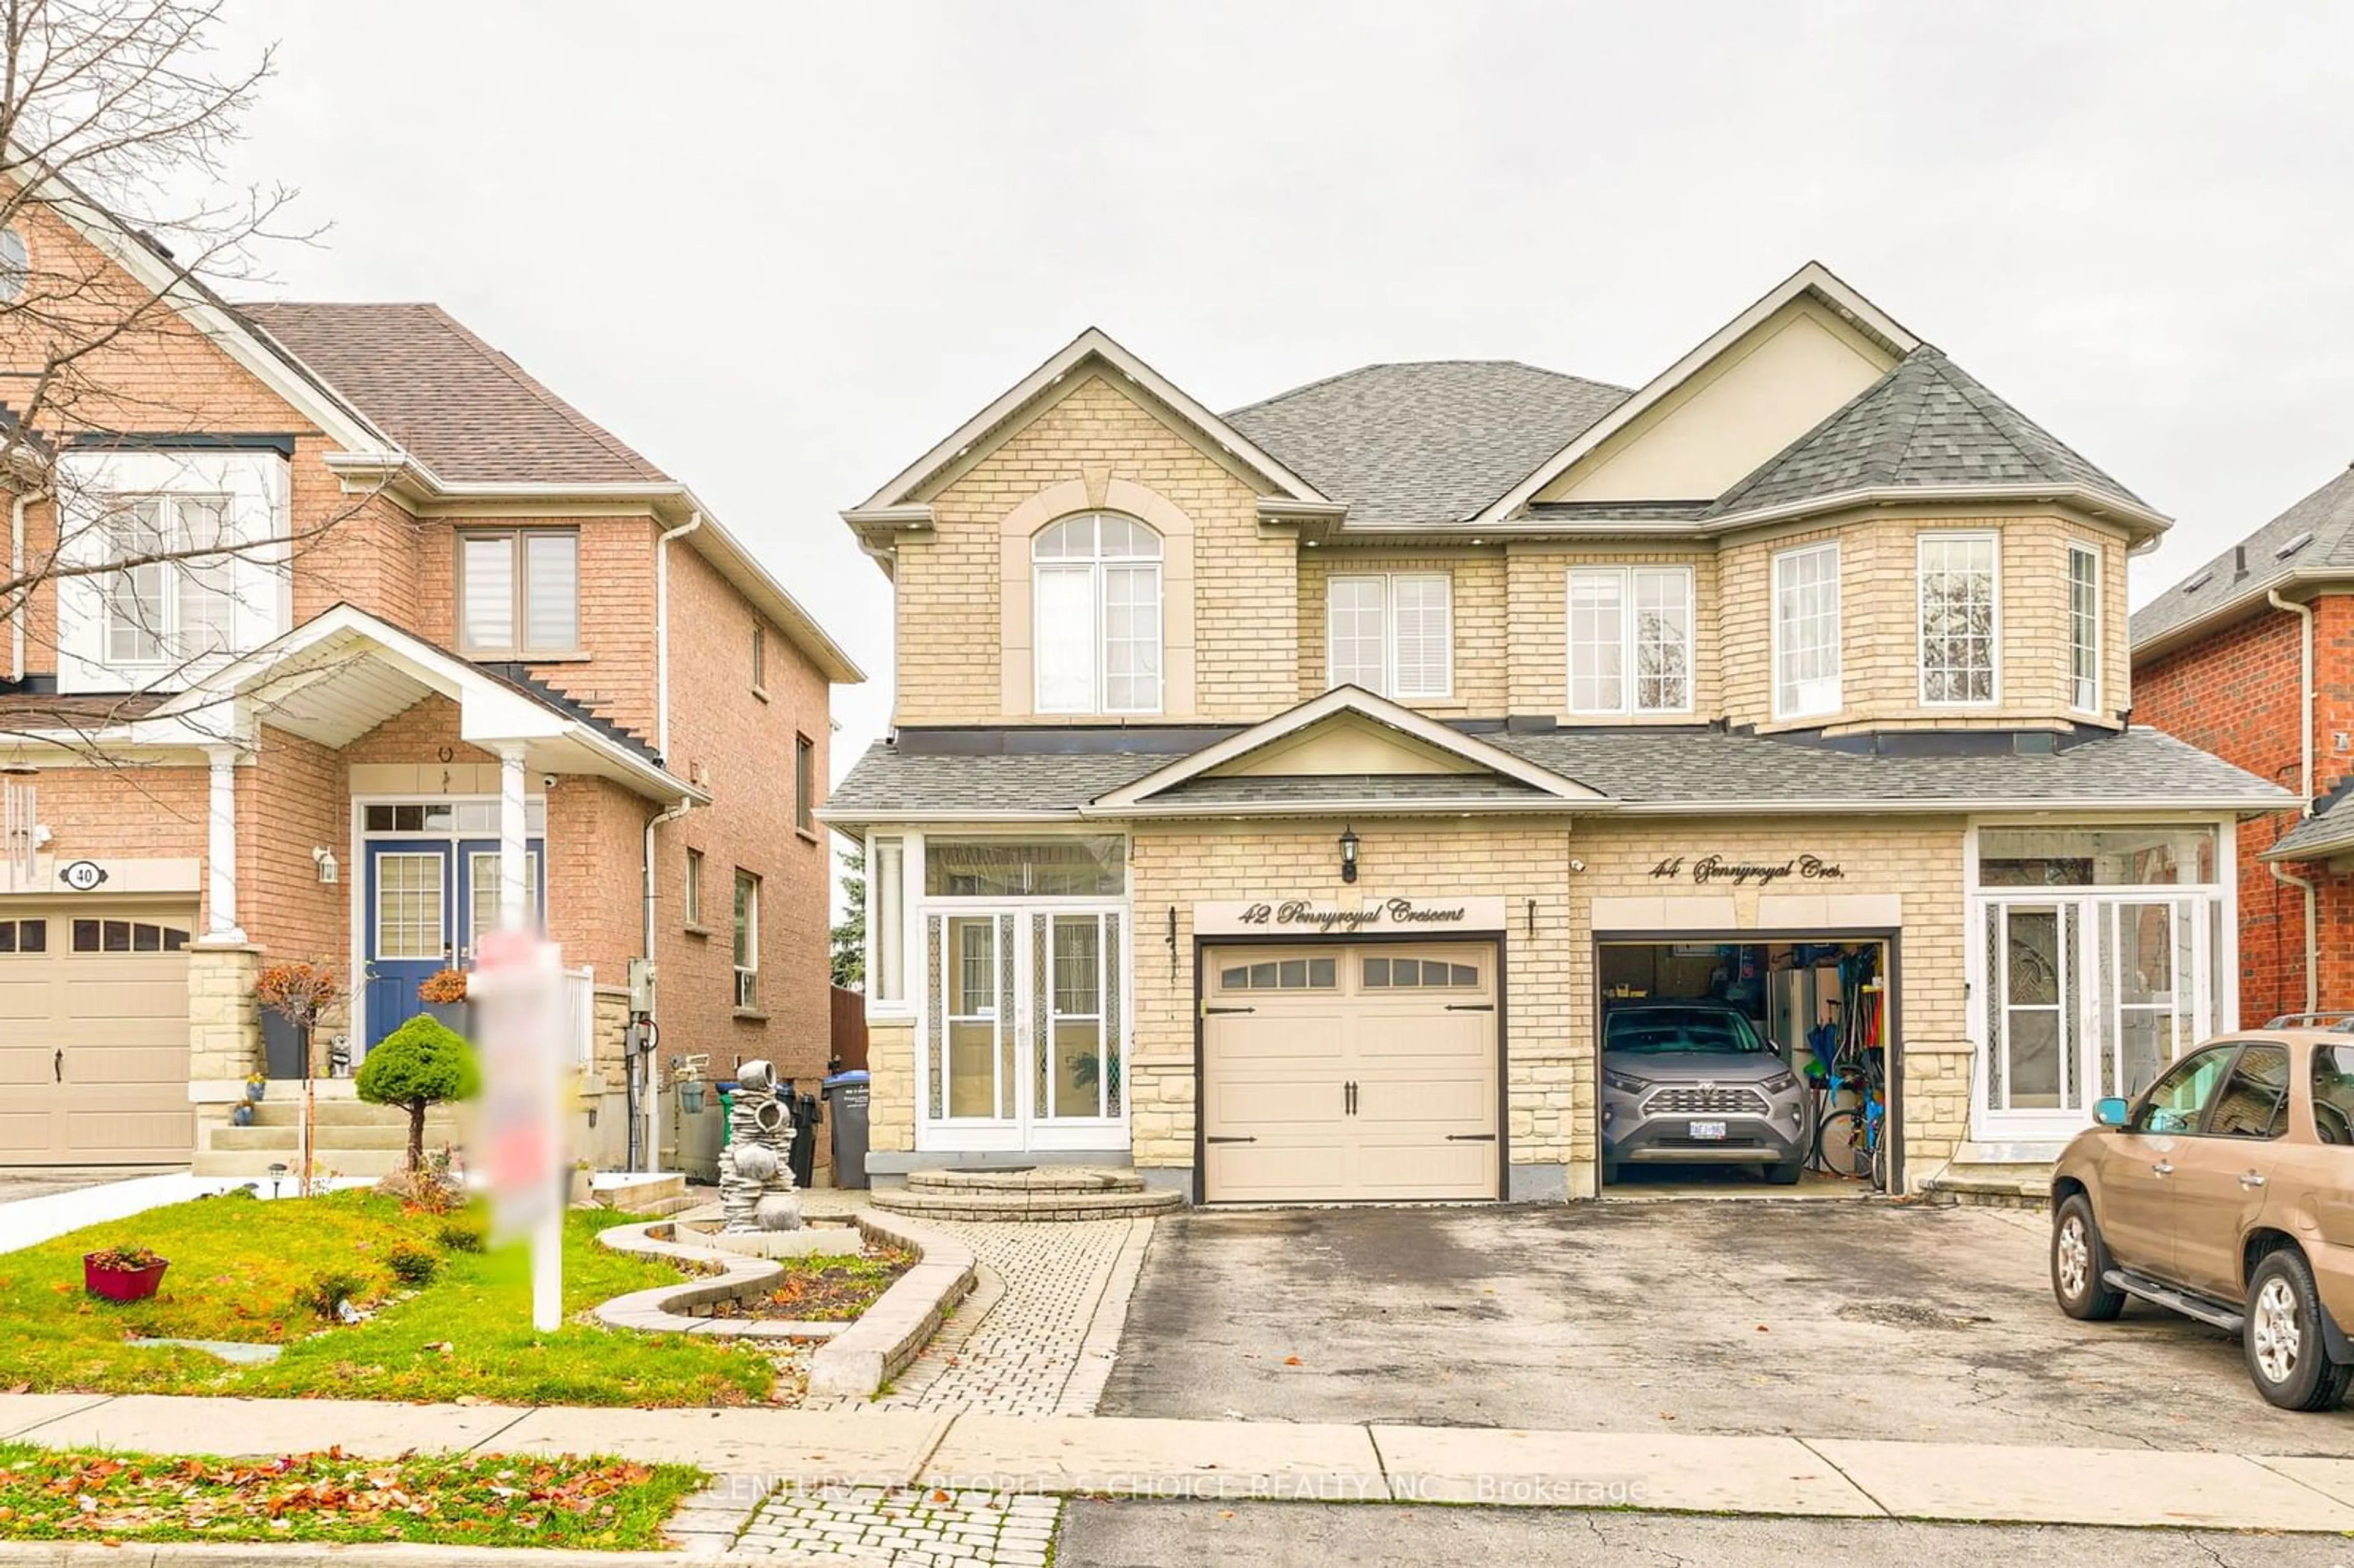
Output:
[823, 1070, 872, 1189]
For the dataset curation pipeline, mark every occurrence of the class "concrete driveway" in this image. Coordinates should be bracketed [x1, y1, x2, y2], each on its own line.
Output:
[1101, 1201, 2354, 1453]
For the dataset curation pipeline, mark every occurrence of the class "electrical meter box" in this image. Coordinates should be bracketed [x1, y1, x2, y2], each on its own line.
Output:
[628, 957, 657, 1014]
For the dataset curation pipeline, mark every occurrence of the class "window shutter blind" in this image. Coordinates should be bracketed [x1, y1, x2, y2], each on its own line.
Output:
[1390, 575, 1451, 697]
[1034, 563, 1099, 712]
[524, 533, 579, 650]
[462, 536, 516, 649]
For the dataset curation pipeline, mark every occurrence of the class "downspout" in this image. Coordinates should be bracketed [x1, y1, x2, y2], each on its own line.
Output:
[2268, 588, 2319, 1015]
[633, 509, 704, 1170]
[654, 510, 705, 759]
[9, 491, 34, 682]
[634, 793, 693, 1171]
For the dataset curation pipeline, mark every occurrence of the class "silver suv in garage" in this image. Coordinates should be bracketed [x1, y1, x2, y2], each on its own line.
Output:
[1600, 1001, 1813, 1185]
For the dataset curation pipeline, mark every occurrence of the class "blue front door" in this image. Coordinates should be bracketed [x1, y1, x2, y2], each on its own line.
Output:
[365, 840, 454, 1047]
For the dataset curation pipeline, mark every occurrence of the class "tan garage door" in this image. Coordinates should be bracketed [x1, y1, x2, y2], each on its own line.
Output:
[1202, 942, 1497, 1202]
[0, 905, 195, 1166]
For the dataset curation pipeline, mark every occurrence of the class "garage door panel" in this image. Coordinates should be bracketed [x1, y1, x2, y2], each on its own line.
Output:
[67, 1108, 192, 1152]
[1202, 941, 1496, 1203]
[1353, 1076, 1493, 1127]
[1209, 1140, 1351, 1203]
[1353, 1014, 1490, 1062]
[1205, 1013, 1346, 1065]
[0, 902, 193, 1166]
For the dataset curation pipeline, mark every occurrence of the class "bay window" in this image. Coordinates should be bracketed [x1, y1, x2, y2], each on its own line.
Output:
[459, 528, 579, 657]
[1033, 513, 1162, 715]
[103, 495, 232, 664]
[1327, 573, 1452, 699]
[1919, 532, 1998, 706]
[1772, 541, 1842, 719]
[2068, 543, 2101, 713]
[1567, 566, 1692, 714]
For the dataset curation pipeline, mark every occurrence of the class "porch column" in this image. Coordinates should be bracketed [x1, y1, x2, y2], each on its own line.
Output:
[498, 744, 529, 932]
[201, 747, 246, 945]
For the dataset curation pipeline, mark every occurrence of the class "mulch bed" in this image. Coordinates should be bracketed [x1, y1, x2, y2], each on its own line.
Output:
[706, 1244, 917, 1323]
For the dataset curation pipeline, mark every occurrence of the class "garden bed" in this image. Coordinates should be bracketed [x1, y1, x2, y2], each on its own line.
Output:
[704, 1244, 916, 1323]
[0, 1190, 775, 1407]
[0, 1442, 703, 1550]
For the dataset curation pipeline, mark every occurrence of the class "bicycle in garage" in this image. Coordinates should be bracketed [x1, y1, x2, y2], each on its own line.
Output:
[1809, 1046, 1889, 1192]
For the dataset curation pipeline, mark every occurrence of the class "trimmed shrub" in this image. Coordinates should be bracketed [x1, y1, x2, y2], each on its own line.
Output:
[356, 1016, 482, 1172]
[386, 1241, 442, 1285]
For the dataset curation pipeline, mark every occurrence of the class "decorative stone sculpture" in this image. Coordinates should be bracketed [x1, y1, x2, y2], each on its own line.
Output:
[718, 1059, 802, 1233]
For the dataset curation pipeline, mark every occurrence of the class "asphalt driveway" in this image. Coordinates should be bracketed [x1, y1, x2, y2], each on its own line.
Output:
[1102, 1200, 2354, 1453]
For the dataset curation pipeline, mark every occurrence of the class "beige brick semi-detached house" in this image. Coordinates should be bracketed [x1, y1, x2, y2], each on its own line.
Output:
[827, 262, 2283, 1206]
[0, 184, 857, 1174]
[2134, 468, 2354, 1026]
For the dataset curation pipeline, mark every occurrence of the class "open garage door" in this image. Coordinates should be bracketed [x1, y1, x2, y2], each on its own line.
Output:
[1202, 942, 1499, 1203]
[1597, 937, 1892, 1195]
[0, 905, 196, 1166]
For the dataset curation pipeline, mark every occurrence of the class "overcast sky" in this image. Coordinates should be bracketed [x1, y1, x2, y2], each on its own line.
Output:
[214, 1, 2354, 782]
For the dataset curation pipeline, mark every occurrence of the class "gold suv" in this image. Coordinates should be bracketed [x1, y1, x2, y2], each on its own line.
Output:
[2050, 1024, 2354, 1411]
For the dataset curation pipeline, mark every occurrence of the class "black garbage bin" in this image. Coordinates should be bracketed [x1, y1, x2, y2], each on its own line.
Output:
[785, 1084, 820, 1191]
[824, 1070, 871, 1189]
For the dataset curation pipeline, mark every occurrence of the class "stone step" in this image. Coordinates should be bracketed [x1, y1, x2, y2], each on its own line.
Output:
[904, 1165, 1147, 1195]
[595, 1172, 688, 1211]
[1922, 1163, 2052, 1209]
[192, 1146, 414, 1179]
[209, 1124, 448, 1152]
[244, 1100, 462, 1129]
[870, 1187, 1183, 1222]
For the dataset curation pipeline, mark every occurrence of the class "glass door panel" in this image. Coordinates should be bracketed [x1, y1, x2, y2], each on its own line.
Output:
[1994, 903, 2076, 1113]
[2111, 900, 2177, 1101]
[1039, 913, 1108, 1121]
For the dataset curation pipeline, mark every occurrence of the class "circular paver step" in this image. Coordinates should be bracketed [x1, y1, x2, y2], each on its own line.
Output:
[870, 1185, 1184, 1222]
[905, 1165, 1144, 1195]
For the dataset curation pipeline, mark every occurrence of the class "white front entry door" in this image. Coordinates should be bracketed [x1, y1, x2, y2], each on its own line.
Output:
[921, 907, 1126, 1152]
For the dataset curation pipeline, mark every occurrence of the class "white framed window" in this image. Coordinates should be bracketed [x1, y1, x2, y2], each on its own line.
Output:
[870, 835, 905, 1005]
[733, 869, 760, 1010]
[1325, 573, 1452, 699]
[684, 847, 704, 927]
[1033, 513, 1162, 715]
[102, 495, 232, 664]
[1772, 541, 1842, 720]
[1918, 531, 1999, 706]
[2068, 542, 2101, 714]
[459, 529, 579, 657]
[1567, 566, 1692, 714]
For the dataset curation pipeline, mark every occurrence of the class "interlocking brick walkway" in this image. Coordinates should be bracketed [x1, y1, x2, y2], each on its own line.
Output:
[739, 1194, 1156, 1560]
[731, 1485, 1059, 1567]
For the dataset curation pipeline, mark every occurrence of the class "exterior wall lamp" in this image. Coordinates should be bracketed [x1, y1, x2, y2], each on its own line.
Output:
[1339, 825, 1359, 884]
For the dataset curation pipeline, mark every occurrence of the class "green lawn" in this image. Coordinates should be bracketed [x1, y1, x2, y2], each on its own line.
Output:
[0, 1190, 775, 1406]
[0, 1442, 703, 1550]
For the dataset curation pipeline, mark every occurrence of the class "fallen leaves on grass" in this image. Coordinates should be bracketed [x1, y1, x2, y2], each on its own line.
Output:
[0, 1443, 701, 1550]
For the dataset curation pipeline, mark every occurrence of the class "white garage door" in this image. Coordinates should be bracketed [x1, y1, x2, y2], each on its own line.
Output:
[0, 905, 195, 1166]
[1202, 942, 1498, 1202]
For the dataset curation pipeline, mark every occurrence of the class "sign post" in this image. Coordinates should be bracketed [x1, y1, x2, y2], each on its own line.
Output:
[473, 928, 564, 1333]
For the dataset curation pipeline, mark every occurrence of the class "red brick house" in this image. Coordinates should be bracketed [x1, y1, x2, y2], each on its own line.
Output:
[0, 187, 858, 1172]
[2133, 465, 2354, 1024]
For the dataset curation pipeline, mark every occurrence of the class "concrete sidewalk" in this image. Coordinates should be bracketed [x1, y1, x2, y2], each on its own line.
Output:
[5, 1393, 2352, 1534]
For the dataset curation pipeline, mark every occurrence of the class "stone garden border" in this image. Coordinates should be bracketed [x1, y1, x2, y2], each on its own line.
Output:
[593, 1209, 977, 1398]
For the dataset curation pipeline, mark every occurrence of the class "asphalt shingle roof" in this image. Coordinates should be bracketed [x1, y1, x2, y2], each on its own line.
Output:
[826, 725, 2285, 820]
[1705, 347, 2147, 520]
[235, 302, 669, 485]
[1225, 361, 1629, 527]
[2132, 465, 2354, 648]
[1154, 773, 1548, 805]
[2264, 806, 2354, 861]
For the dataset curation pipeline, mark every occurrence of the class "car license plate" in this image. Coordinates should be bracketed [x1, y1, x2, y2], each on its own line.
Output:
[1688, 1120, 1727, 1140]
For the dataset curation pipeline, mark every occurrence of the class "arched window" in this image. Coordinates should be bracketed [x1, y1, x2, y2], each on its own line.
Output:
[1032, 512, 1162, 714]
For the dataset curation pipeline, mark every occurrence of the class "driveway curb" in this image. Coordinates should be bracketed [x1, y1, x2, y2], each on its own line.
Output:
[0, 1549, 834, 1568]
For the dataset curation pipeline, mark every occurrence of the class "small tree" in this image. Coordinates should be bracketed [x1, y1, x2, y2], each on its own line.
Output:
[829, 844, 866, 989]
[356, 1016, 481, 1173]
[256, 960, 337, 1194]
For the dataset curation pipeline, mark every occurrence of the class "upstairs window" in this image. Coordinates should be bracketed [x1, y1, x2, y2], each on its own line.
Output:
[103, 495, 232, 664]
[1918, 532, 1998, 706]
[459, 529, 579, 658]
[1772, 541, 1842, 720]
[1567, 566, 1692, 714]
[1328, 573, 1452, 699]
[2068, 542, 2101, 713]
[752, 623, 768, 694]
[1033, 514, 1162, 715]
[794, 733, 816, 834]
[733, 869, 760, 1009]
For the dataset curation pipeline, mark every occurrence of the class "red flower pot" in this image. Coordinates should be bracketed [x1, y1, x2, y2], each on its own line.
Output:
[83, 1254, 167, 1302]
